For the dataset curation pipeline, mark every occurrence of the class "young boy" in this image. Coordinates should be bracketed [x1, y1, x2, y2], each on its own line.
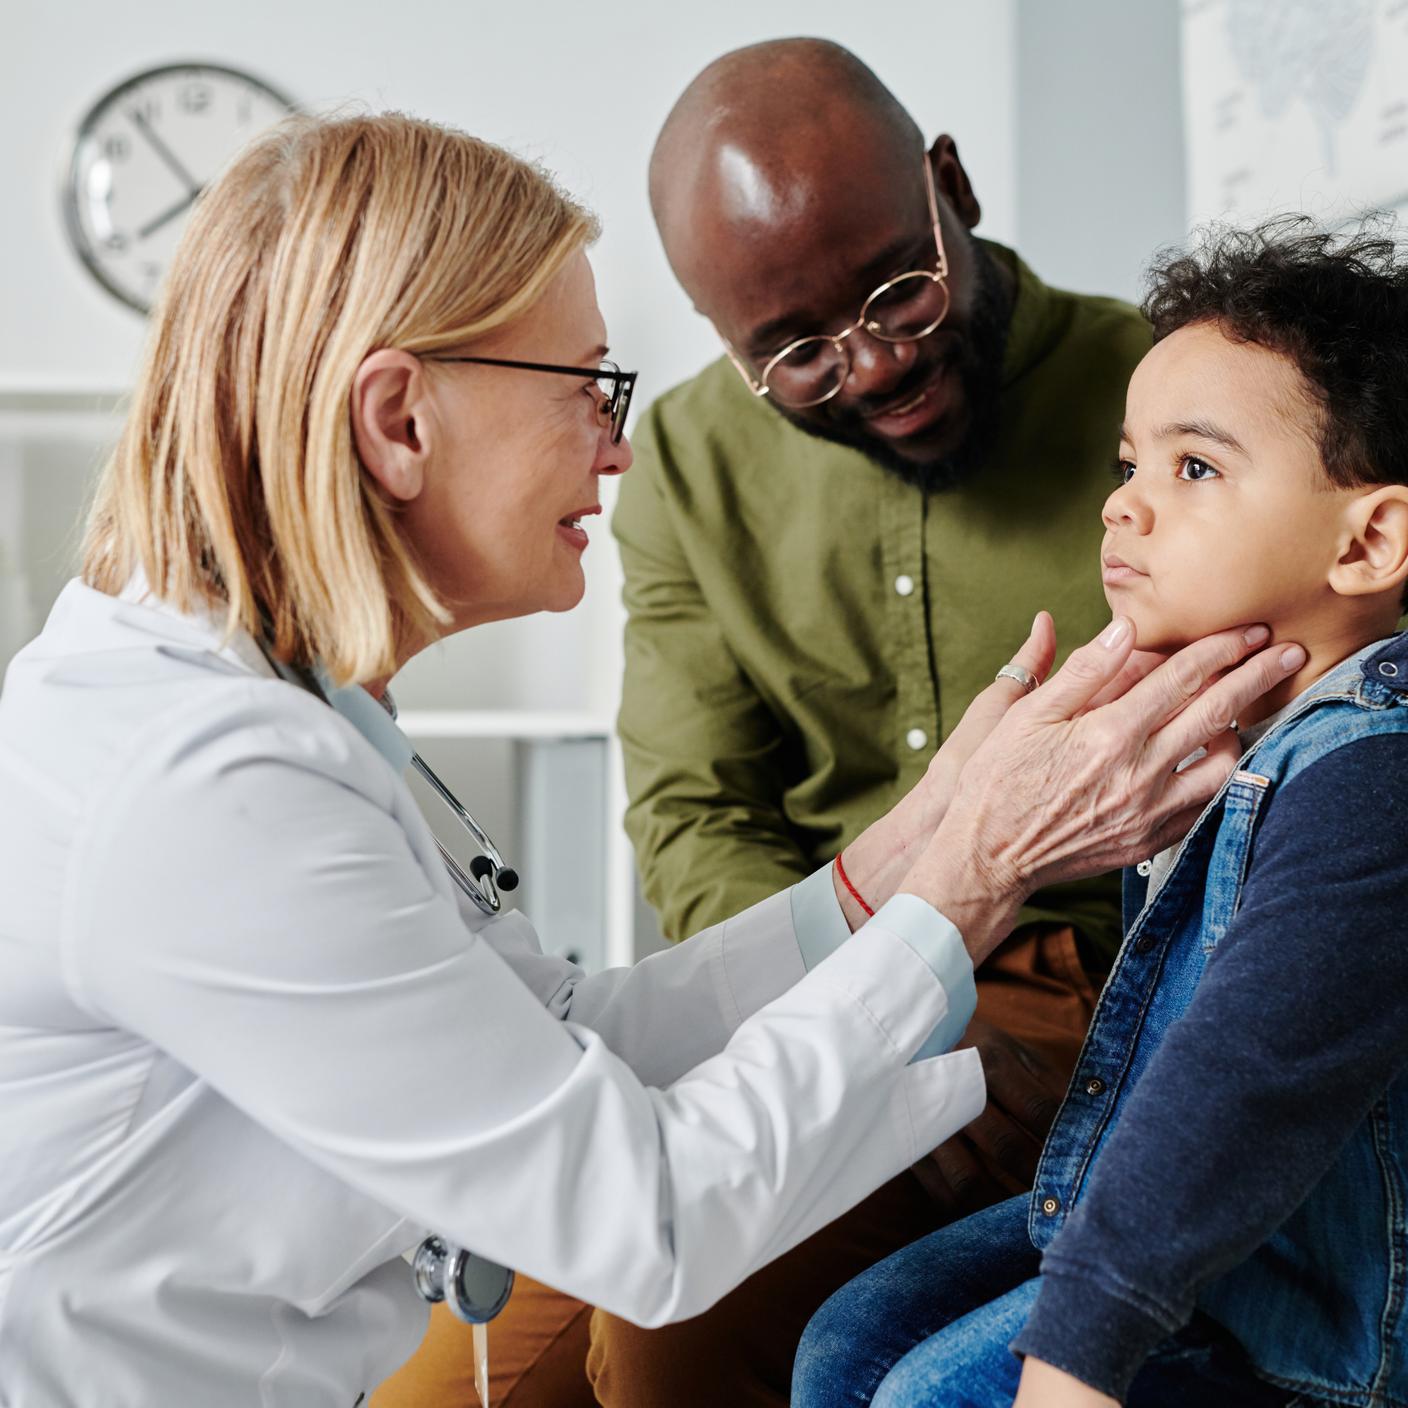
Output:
[792, 219, 1408, 1407]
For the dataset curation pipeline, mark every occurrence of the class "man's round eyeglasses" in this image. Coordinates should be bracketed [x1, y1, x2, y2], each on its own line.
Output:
[726, 158, 951, 409]
[423, 356, 637, 444]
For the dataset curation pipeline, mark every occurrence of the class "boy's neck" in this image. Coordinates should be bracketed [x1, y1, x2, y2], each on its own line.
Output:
[1238, 614, 1401, 727]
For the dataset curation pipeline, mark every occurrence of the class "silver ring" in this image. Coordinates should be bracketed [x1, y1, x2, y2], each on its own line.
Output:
[995, 663, 1038, 695]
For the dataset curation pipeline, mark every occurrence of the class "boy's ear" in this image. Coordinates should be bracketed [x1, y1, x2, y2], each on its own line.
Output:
[350, 349, 434, 503]
[1330, 486, 1408, 599]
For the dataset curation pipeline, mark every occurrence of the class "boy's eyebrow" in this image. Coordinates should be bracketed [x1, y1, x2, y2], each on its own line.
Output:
[1120, 416, 1255, 456]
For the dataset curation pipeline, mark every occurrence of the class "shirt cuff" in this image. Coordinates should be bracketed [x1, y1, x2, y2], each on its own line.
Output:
[871, 893, 977, 1060]
[789, 863, 853, 971]
[789, 869, 977, 1059]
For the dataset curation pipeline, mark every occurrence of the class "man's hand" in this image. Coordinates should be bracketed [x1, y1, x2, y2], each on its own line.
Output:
[914, 1017, 1068, 1214]
[1013, 1357, 1119, 1407]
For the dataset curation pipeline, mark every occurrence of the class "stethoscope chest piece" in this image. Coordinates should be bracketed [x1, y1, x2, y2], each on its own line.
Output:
[412, 1236, 516, 1324]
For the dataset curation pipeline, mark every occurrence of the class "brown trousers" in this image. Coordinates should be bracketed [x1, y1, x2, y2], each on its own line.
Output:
[371, 925, 1097, 1408]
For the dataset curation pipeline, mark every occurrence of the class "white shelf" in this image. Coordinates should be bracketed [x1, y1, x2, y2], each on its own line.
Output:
[0, 385, 128, 404]
[0, 388, 127, 437]
[396, 709, 611, 740]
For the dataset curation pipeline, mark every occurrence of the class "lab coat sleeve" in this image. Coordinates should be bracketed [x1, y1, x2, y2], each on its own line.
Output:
[64, 683, 985, 1325]
[475, 867, 975, 1089]
[462, 867, 832, 1089]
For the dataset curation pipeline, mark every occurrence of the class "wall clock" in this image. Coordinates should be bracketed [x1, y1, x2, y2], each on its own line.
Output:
[63, 62, 297, 315]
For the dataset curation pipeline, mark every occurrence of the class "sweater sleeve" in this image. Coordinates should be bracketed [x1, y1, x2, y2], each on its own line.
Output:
[1014, 732, 1408, 1398]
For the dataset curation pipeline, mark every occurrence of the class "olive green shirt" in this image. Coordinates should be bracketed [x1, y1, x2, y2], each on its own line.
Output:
[614, 246, 1151, 964]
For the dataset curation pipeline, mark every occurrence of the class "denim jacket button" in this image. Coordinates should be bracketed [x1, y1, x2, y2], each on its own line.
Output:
[1380, 661, 1400, 678]
[1040, 1195, 1061, 1216]
[1085, 1077, 1106, 1097]
[1134, 935, 1156, 954]
[1136, 859, 1153, 877]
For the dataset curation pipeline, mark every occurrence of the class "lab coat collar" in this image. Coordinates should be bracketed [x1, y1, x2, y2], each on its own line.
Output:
[119, 568, 414, 776]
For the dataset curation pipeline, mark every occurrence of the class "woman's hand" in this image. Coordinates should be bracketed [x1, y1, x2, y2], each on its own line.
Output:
[832, 613, 1059, 929]
[900, 616, 1306, 963]
[1013, 1357, 1119, 1408]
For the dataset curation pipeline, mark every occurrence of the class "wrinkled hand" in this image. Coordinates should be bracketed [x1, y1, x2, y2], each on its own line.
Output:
[900, 617, 1306, 964]
[1013, 1357, 1119, 1408]
[924, 613, 1060, 801]
[833, 615, 1060, 929]
[914, 1018, 1067, 1214]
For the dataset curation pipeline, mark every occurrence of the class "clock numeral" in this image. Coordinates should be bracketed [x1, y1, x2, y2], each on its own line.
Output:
[179, 83, 212, 115]
[103, 133, 131, 162]
[130, 97, 161, 126]
[142, 262, 162, 285]
[104, 232, 129, 254]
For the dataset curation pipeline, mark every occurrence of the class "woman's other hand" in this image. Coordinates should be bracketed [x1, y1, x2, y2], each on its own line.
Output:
[1013, 1357, 1119, 1408]
[832, 613, 1058, 929]
[901, 617, 1306, 963]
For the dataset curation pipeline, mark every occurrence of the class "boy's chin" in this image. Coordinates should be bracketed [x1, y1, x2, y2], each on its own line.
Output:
[1124, 612, 1200, 656]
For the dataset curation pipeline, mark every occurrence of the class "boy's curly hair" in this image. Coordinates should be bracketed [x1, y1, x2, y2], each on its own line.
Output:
[1142, 215, 1408, 492]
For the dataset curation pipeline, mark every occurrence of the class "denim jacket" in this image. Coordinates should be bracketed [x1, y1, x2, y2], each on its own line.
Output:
[1023, 634, 1408, 1405]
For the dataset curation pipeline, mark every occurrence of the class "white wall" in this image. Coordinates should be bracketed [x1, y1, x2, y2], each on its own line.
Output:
[1015, 0, 1186, 305]
[1, 0, 1017, 716]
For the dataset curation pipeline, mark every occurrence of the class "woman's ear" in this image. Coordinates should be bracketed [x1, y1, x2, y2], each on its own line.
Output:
[1330, 486, 1408, 600]
[351, 350, 432, 502]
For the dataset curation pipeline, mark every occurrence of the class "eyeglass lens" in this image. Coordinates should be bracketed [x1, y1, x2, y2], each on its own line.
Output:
[763, 272, 951, 408]
[595, 362, 631, 443]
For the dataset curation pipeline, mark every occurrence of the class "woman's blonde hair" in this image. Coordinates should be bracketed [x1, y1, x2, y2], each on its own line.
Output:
[83, 112, 598, 683]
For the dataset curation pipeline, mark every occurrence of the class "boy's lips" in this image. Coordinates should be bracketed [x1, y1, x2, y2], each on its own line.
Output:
[1101, 552, 1148, 586]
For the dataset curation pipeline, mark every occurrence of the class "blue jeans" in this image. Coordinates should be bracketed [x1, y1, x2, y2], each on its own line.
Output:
[792, 1196, 1306, 1407]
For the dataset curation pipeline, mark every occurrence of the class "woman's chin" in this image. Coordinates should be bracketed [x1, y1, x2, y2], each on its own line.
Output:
[543, 571, 587, 615]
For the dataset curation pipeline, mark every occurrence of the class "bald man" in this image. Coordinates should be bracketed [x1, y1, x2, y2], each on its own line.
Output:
[375, 38, 1150, 1408]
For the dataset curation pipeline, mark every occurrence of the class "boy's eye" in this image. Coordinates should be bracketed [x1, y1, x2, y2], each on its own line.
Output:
[1111, 458, 1135, 485]
[1177, 455, 1220, 482]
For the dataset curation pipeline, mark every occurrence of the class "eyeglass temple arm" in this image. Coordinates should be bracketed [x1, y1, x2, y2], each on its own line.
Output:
[723, 344, 771, 398]
[923, 155, 949, 281]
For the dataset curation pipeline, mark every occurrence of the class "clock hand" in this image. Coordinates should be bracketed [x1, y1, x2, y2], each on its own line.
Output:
[128, 106, 201, 195]
[138, 187, 203, 241]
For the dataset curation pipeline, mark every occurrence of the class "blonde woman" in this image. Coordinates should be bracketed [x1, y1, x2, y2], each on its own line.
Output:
[0, 114, 1300, 1406]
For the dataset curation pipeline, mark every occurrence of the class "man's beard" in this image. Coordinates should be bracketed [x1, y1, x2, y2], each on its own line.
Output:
[775, 240, 1013, 494]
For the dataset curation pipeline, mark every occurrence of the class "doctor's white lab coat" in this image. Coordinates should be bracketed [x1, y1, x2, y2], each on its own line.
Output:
[0, 579, 984, 1407]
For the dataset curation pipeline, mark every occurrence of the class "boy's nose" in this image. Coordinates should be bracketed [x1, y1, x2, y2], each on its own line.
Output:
[1101, 484, 1151, 533]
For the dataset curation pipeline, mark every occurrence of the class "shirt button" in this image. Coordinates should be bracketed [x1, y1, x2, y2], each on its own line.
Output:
[1136, 860, 1153, 877]
[1085, 1077, 1106, 1097]
[894, 573, 916, 597]
[1040, 1195, 1061, 1216]
[906, 727, 928, 751]
[1134, 935, 1156, 955]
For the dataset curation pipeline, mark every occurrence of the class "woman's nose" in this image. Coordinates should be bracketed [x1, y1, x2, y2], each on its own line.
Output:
[594, 428, 632, 477]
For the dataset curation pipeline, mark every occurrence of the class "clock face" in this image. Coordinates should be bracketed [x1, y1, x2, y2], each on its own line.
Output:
[64, 63, 296, 314]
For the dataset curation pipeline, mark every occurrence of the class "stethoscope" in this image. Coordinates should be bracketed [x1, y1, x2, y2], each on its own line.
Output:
[256, 640, 518, 1323]
[379, 688, 519, 920]
[377, 691, 519, 1323]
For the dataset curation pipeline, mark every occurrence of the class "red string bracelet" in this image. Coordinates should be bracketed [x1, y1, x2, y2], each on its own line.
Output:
[834, 851, 875, 919]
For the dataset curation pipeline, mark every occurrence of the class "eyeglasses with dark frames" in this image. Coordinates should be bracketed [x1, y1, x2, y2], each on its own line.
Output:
[725, 157, 951, 409]
[422, 355, 637, 444]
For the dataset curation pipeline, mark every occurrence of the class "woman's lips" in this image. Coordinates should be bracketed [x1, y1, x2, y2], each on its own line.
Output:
[556, 504, 600, 552]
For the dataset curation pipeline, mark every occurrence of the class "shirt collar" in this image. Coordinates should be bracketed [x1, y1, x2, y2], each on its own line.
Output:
[317, 674, 415, 774]
[979, 240, 1075, 389]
